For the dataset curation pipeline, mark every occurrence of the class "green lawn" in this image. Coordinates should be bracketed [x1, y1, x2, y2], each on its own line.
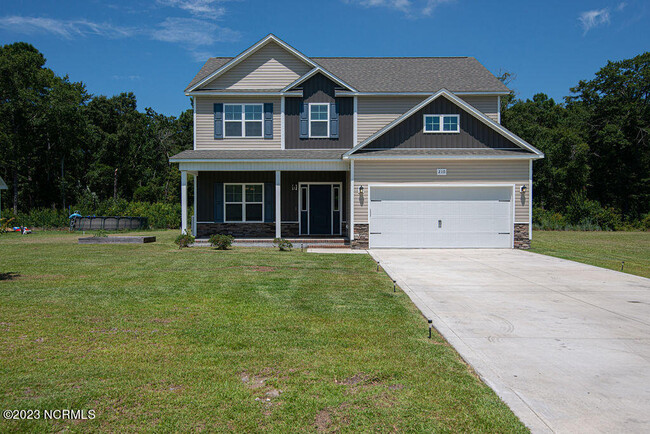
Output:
[530, 230, 650, 278]
[0, 230, 525, 433]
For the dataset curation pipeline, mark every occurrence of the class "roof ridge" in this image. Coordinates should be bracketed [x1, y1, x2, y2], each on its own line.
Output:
[313, 56, 471, 59]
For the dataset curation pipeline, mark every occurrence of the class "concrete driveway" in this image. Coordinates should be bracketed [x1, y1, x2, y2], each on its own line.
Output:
[370, 249, 650, 433]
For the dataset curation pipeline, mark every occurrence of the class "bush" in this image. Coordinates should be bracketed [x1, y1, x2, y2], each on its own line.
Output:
[273, 238, 293, 251]
[209, 234, 234, 250]
[641, 213, 650, 231]
[565, 193, 622, 230]
[175, 232, 195, 249]
[533, 207, 567, 231]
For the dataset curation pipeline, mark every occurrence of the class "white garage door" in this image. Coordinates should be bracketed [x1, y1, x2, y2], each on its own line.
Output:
[369, 186, 513, 248]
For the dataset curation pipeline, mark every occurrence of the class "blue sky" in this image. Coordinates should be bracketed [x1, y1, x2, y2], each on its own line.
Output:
[1, 0, 648, 116]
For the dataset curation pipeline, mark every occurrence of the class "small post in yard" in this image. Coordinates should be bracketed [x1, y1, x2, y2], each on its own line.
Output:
[376, 261, 380, 272]
[621, 261, 625, 272]
[393, 279, 396, 293]
[428, 319, 432, 339]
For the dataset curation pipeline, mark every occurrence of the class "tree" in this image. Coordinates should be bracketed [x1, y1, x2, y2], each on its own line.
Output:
[567, 52, 650, 217]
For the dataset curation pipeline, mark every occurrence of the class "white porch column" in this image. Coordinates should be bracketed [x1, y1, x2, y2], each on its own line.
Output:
[275, 170, 281, 238]
[349, 160, 355, 241]
[180, 170, 188, 234]
[192, 173, 197, 237]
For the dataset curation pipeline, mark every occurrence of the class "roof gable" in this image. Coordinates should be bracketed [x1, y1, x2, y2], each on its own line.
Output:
[345, 89, 543, 158]
[187, 34, 315, 92]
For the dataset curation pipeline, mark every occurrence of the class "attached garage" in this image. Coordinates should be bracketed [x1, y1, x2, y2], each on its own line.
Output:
[368, 185, 513, 248]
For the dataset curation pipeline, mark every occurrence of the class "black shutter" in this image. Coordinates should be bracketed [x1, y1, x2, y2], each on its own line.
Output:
[264, 103, 273, 139]
[214, 103, 223, 139]
[300, 103, 309, 138]
[214, 183, 224, 222]
[330, 102, 339, 139]
[264, 182, 274, 222]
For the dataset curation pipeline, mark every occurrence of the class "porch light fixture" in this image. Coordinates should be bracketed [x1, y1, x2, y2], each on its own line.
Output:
[520, 185, 527, 194]
[358, 185, 364, 194]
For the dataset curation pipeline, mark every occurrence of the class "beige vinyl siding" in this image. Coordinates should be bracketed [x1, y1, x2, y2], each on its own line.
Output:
[356, 96, 424, 144]
[195, 97, 281, 150]
[353, 160, 530, 223]
[460, 95, 499, 122]
[203, 41, 311, 90]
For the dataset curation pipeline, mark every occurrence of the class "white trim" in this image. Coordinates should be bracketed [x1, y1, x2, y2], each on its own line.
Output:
[192, 96, 197, 150]
[529, 159, 533, 240]
[298, 182, 342, 236]
[275, 171, 281, 238]
[223, 183, 265, 223]
[335, 91, 511, 97]
[367, 183, 515, 249]
[180, 171, 188, 233]
[350, 160, 355, 241]
[186, 91, 302, 97]
[280, 96, 285, 149]
[497, 95, 501, 124]
[223, 103, 264, 138]
[346, 155, 543, 161]
[353, 96, 358, 146]
[308, 103, 330, 138]
[187, 34, 317, 92]
[192, 174, 197, 236]
[281, 67, 357, 93]
[423, 114, 460, 133]
[343, 88, 544, 158]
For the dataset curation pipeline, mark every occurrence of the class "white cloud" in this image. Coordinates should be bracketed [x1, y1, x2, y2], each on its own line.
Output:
[112, 74, 142, 80]
[344, 0, 454, 17]
[617, 2, 627, 11]
[151, 17, 239, 46]
[0, 16, 134, 39]
[157, 0, 228, 19]
[578, 8, 611, 34]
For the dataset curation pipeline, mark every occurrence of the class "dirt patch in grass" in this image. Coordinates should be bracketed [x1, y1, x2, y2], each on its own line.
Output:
[250, 266, 276, 272]
[0, 272, 21, 281]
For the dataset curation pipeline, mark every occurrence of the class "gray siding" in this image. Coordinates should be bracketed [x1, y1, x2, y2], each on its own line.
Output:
[365, 96, 519, 150]
[460, 95, 499, 122]
[357, 96, 424, 144]
[203, 41, 311, 90]
[285, 73, 354, 149]
[353, 160, 530, 224]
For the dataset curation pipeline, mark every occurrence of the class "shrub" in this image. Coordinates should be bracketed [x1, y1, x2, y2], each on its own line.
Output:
[641, 213, 650, 231]
[565, 193, 622, 230]
[533, 207, 567, 231]
[209, 234, 234, 250]
[273, 238, 293, 251]
[175, 232, 195, 249]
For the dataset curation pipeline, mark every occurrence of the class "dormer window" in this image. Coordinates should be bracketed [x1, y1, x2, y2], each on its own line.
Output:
[423, 114, 460, 133]
[309, 103, 329, 138]
[224, 104, 263, 137]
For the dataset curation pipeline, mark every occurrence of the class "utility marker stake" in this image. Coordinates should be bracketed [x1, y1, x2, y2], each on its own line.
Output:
[621, 261, 625, 272]
[428, 319, 432, 339]
[393, 280, 396, 293]
[376, 261, 380, 272]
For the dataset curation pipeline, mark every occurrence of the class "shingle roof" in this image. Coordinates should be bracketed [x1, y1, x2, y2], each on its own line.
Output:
[186, 56, 509, 93]
[352, 148, 534, 157]
[170, 149, 346, 161]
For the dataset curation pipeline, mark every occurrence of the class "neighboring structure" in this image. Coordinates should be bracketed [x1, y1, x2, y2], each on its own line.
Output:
[171, 34, 543, 249]
[0, 176, 7, 217]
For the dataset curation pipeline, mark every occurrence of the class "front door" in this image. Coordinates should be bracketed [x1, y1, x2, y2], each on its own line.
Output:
[309, 185, 332, 235]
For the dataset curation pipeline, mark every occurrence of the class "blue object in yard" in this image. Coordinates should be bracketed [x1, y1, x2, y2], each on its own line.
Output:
[69, 211, 82, 219]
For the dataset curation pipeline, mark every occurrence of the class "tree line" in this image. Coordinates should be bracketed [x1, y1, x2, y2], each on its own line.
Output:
[1, 42, 648, 229]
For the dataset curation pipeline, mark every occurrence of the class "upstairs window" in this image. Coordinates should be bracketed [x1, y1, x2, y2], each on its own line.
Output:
[309, 103, 329, 138]
[423, 114, 460, 133]
[224, 104, 263, 137]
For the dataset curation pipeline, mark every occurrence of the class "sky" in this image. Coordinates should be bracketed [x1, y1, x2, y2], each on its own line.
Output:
[0, 0, 648, 116]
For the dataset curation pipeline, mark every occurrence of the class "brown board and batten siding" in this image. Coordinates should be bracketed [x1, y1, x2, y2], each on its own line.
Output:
[285, 73, 353, 149]
[364, 96, 519, 150]
[195, 96, 282, 150]
[202, 41, 311, 90]
[353, 160, 530, 224]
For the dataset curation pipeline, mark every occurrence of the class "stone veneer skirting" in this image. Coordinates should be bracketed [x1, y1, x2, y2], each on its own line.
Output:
[514, 223, 530, 249]
[351, 224, 369, 249]
[197, 223, 275, 238]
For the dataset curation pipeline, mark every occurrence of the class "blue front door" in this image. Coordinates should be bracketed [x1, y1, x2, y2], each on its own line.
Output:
[309, 185, 332, 235]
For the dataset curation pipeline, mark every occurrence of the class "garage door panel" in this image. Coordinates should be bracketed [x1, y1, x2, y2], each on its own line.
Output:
[369, 186, 512, 249]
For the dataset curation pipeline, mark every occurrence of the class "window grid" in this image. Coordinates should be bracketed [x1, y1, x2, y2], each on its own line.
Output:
[223, 104, 264, 138]
[224, 183, 264, 223]
[423, 114, 460, 133]
[309, 103, 329, 138]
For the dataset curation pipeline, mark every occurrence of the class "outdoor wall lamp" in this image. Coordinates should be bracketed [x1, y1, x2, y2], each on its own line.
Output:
[520, 185, 527, 194]
[359, 185, 364, 194]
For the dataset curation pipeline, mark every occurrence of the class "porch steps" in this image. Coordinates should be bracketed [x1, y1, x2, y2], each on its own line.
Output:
[194, 238, 349, 248]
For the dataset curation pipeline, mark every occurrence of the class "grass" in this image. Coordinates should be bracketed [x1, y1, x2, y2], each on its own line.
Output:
[530, 230, 650, 278]
[0, 230, 525, 433]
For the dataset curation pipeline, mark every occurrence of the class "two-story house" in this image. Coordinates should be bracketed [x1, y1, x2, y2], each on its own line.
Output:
[170, 34, 543, 249]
